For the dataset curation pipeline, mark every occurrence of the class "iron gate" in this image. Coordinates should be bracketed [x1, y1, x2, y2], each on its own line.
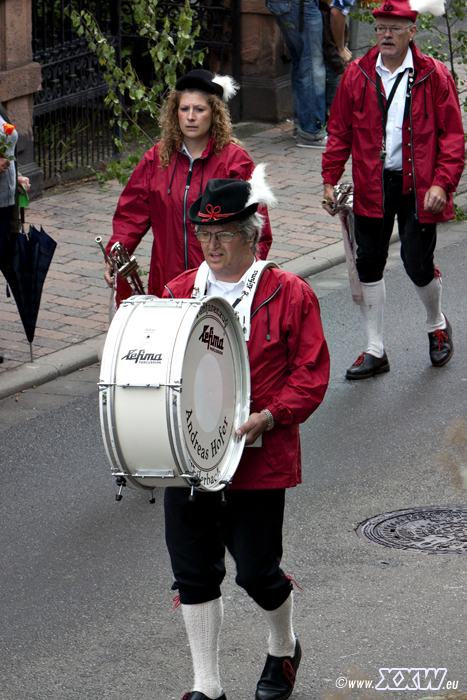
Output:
[32, 0, 240, 187]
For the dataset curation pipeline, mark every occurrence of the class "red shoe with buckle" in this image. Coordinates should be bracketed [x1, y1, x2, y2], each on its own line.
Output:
[255, 639, 301, 700]
[428, 316, 453, 367]
[346, 351, 390, 380]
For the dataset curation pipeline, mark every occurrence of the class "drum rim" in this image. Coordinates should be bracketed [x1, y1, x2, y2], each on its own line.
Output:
[169, 295, 250, 491]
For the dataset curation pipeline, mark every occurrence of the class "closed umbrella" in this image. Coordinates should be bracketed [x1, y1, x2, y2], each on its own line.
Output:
[0, 223, 57, 362]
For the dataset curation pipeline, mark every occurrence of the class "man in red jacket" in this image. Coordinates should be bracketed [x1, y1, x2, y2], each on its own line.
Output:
[163, 167, 330, 700]
[321, 0, 465, 379]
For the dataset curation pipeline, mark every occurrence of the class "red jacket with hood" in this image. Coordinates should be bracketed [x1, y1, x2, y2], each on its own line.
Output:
[163, 267, 330, 490]
[109, 138, 273, 297]
[322, 43, 465, 223]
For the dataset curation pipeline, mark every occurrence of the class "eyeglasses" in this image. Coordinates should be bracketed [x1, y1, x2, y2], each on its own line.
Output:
[195, 229, 239, 243]
[375, 24, 415, 35]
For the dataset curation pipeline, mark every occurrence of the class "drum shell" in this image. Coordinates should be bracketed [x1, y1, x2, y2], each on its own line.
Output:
[99, 296, 250, 492]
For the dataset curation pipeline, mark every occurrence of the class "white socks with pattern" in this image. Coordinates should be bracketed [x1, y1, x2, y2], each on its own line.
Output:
[259, 592, 296, 658]
[413, 276, 445, 333]
[360, 280, 386, 358]
[182, 598, 224, 700]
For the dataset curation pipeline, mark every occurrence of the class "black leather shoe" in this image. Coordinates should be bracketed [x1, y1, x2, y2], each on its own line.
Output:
[346, 351, 390, 380]
[429, 316, 453, 367]
[181, 692, 226, 700]
[255, 639, 302, 700]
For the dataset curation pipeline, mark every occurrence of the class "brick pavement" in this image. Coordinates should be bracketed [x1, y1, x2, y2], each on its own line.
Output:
[0, 120, 465, 375]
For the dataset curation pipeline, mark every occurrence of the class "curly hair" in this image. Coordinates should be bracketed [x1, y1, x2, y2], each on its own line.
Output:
[158, 88, 241, 169]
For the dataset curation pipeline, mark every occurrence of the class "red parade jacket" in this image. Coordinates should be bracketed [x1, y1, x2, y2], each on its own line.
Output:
[163, 267, 330, 490]
[322, 43, 465, 223]
[109, 138, 273, 297]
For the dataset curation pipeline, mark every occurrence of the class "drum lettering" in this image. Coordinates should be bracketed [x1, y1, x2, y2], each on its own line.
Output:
[211, 418, 228, 457]
[186, 409, 209, 460]
[120, 349, 162, 363]
[198, 325, 224, 352]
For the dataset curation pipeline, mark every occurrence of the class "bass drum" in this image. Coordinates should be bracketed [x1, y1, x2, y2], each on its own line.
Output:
[99, 296, 250, 494]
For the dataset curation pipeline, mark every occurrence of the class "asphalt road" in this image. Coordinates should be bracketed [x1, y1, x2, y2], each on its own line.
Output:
[1, 223, 466, 700]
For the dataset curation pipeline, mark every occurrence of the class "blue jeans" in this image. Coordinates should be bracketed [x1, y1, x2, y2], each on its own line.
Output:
[267, 0, 326, 135]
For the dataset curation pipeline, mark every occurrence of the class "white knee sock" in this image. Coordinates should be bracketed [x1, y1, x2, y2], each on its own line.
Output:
[413, 277, 445, 333]
[182, 598, 224, 699]
[259, 592, 296, 658]
[360, 280, 386, 358]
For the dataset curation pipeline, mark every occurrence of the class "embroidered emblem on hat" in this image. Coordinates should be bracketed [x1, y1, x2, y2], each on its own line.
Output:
[198, 204, 234, 221]
[383, 4, 394, 9]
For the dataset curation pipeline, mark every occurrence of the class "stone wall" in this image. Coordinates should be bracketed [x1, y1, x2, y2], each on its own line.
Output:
[240, 0, 293, 122]
[0, 0, 42, 198]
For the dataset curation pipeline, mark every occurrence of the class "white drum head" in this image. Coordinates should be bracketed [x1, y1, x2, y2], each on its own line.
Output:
[171, 297, 249, 490]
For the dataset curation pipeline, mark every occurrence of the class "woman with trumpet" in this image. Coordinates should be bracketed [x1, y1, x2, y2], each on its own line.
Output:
[104, 69, 273, 297]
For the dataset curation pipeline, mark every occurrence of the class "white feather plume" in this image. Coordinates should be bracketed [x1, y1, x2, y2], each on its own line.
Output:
[245, 164, 277, 210]
[410, 0, 445, 16]
[212, 74, 240, 103]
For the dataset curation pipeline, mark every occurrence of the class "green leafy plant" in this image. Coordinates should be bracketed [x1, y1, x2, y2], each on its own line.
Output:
[66, 0, 203, 185]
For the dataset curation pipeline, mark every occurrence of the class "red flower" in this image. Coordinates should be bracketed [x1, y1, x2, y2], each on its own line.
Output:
[3, 123, 15, 136]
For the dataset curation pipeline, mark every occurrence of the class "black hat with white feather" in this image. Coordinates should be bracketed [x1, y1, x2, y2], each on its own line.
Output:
[188, 164, 277, 226]
[175, 69, 239, 103]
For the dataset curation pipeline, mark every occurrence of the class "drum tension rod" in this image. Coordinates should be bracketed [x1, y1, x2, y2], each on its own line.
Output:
[115, 476, 126, 502]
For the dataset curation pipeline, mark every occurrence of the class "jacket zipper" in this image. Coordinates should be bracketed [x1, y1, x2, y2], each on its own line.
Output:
[183, 161, 194, 270]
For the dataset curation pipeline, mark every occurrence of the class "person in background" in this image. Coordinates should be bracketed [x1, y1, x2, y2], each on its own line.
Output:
[330, 0, 355, 68]
[322, 0, 465, 379]
[0, 101, 31, 364]
[320, 0, 354, 111]
[104, 70, 273, 297]
[265, 0, 327, 148]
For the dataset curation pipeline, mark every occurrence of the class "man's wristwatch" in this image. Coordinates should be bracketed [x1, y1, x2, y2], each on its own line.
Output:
[261, 409, 275, 431]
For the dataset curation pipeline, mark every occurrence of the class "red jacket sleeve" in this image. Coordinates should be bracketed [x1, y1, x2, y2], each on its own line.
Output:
[267, 283, 330, 425]
[322, 66, 355, 186]
[108, 150, 153, 256]
[431, 66, 465, 194]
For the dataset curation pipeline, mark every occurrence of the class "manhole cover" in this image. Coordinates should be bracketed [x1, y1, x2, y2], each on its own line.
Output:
[356, 507, 467, 554]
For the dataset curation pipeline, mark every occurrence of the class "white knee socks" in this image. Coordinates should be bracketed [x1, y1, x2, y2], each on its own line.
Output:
[413, 276, 445, 333]
[182, 598, 224, 699]
[259, 592, 296, 658]
[360, 280, 386, 358]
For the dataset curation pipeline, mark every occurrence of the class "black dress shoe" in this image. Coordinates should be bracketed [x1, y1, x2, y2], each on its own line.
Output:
[181, 692, 226, 700]
[255, 639, 302, 700]
[346, 351, 390, 380]
[429, 316, 453, 367]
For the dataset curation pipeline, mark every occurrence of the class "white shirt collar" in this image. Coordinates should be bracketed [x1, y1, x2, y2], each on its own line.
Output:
[376, 46, 414, 77]
[207, 261, 256, 292]
[181, 142, 193, 163]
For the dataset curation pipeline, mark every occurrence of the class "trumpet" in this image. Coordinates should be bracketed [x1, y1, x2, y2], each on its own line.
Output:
[96, 236, 145, 295]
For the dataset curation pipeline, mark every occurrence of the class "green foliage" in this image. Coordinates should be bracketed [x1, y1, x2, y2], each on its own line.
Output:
[34, 120, 88, 175]
[66, 0, 203, 185]
[417, 0, 467, 101]
[453, 199, 467, 221]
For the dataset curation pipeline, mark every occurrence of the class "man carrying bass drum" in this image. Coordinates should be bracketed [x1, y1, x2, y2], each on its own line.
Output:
[104, 70, 273, 297]
[163, 166, 330, 700]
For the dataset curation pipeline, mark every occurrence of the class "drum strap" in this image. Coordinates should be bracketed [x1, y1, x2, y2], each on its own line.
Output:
[192, 260, 279, 341]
